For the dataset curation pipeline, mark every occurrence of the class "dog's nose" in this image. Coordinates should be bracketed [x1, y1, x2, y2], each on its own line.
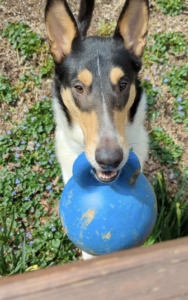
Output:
[95, 148, 123, 169]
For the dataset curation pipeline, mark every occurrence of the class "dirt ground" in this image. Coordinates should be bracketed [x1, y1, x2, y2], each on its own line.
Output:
[0, 0, 188, 196]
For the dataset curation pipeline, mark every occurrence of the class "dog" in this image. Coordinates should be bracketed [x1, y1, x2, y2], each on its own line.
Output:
[45, 0, 149, 260]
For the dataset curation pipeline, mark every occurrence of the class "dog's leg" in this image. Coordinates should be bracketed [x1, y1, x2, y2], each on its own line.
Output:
[82, 251, 95, 260]
[55, 128, 96, 260]
[55, 127, 80, 184]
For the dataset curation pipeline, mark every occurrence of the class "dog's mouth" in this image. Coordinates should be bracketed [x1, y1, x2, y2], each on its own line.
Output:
[93, 169, 120, 183]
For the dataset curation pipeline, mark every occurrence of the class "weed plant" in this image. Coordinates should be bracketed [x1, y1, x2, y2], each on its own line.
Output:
[162, 63, 188, 129]
[40, 57, 54, 77]
[162, 63, 188, 97]
[96, 19, 116, 37]
[0, 99, 77, 276]
[19, 72, 42, 92]
[0, 74, 18, 104]
[155, 0, 185, 15]
[145, 173, 188, 245]
[0, 23, 54, 104]
[141, 79, 161, 120]
[151, 127, 183, 161]
[144, 32, 188, 65]
[2, 22, 42, 58]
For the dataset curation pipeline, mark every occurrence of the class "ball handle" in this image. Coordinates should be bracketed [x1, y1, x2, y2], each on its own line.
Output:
[72, 151, 141, 188]
[72, 152, 94, 188]
[119, 151, 141, 185]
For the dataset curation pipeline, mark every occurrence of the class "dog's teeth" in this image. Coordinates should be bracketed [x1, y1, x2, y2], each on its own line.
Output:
[96, 170, 118, 181]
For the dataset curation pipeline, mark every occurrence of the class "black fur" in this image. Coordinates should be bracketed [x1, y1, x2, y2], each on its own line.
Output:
[114, 0, 149, 58]
[77, 0, 95, 36]
[45, 0, 79, 36]
[52, 77, 72, 125]
[130, 79, 143, 122]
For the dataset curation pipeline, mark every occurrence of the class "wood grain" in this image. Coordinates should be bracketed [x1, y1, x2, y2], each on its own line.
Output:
[1, 237, 188, 300]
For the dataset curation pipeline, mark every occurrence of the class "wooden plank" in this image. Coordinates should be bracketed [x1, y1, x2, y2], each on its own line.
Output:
[1, 237, 188, 300]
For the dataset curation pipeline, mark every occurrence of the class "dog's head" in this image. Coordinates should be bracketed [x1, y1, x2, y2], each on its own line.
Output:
[45, 0, 149, 183]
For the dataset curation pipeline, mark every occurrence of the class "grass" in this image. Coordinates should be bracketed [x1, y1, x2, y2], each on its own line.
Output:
[0, 13, 188, 277]
[145, 172, 188, 245]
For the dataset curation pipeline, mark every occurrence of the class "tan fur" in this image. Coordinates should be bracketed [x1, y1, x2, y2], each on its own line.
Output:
[110, 67, 125, 85]
[119, 0, 148, 56]
[61, 88, 99, 155]
[79, 111, 99, 157]
[78, 69, 93, 86]
[61, 88, 80, 124]
[114, 84, 136, 147]
[46, 1, 77, 62]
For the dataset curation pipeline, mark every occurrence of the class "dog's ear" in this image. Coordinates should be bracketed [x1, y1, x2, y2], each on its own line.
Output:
[45, 0, 79, 63]
[114, 0, 149, 57]
[77, 0, 95, 37]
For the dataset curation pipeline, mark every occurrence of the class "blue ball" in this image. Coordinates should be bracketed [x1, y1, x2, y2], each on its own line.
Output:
[60, 151, 157, 256]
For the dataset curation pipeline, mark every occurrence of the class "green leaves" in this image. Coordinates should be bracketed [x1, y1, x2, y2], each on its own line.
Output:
[155, 0, 185, 15]
[40, 57, 54, 77]
[2, 22, 42, 58]
[18, 72, 42, 92]
[0, 97, 77, 276]
[0, 22, 53, 106]
[52, 239, 61, 248]
[162, 63, 188, 97]
[0, 74, 18, 104]
[144, 32, 188, 65]
[141, 79, 161, 120]
[145, 172, 188, 246]
[150, 126, 183, 165]
[162, 64, 188, 129]
[96, 19, 116, 37]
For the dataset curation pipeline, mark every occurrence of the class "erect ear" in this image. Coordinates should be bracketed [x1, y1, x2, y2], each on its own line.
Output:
[114, 0, 149, 57]
[45, 0, 79, 63]
[77, 0, 95, 37]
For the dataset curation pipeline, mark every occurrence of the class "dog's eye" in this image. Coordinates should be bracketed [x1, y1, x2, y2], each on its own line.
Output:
[75, 85, 84, 94]
[119, 82, 127, 92]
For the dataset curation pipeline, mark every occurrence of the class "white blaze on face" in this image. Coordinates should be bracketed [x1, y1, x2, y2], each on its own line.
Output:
[97, 50, 115, 138]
